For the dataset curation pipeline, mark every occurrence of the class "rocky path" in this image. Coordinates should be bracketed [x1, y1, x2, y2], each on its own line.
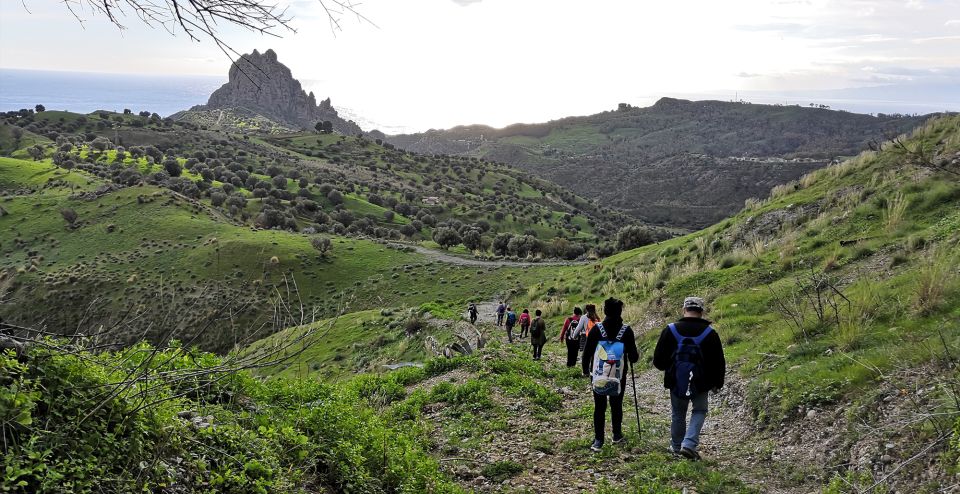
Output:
[410, 327, 809, 494]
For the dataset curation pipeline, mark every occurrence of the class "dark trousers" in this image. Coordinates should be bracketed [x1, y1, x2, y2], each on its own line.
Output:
[593, 391, 624, 442]
[506, 324, 514, 343]
[519, 323, 529, 338]
[565, 339, 579, 367]
[532, 342, 544, 360]
[496, 313, 504, 326]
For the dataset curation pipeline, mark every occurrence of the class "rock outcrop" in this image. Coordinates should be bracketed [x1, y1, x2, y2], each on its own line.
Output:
[192, 49, 362, 134]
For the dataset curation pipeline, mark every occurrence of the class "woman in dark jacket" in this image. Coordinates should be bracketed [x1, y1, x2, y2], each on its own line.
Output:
[582, 298, 640, 452]
[530, 309, 547, 360]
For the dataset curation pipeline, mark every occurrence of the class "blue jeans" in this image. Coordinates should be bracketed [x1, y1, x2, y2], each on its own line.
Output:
[670, 392, 708, 451]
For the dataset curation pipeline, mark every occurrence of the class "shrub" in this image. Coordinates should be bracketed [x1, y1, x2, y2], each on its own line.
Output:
[59, 208, 78, 226]
[310, 236, 333, 255]
[480, 461, 524, 483]
[1, 343, 461, 493]
[616, 225, 654, 251]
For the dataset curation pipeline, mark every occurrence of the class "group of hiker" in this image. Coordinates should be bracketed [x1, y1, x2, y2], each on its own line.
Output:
[485, 302, 548, 359]
[468, 296, 726, 460]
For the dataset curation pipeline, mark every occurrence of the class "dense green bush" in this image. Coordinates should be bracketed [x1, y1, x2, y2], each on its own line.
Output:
[0, 342, 462, 493]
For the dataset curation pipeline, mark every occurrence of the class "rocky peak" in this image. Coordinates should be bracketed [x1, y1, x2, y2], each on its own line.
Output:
[202, 49, 361, 134]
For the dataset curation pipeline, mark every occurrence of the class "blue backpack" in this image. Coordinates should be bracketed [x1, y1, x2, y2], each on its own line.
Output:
[591, 323, 628, 396]
[506, 312, 517, 325]
[668, 323, 713, 398]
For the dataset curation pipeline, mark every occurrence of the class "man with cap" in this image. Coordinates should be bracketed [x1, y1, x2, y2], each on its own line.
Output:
[652, 296, 725, 460]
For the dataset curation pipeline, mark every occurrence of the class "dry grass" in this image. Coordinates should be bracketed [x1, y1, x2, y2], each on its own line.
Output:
[800, 171, 819, 189]
[744, 197, 764, 211]
[913, 245, 958, 314]
[533, 297, 569, 318]
[770, 180, 798, 199]
[883, 192, 909, 233]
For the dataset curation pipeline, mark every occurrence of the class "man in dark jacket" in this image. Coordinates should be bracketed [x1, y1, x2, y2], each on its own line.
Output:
[582, 298, 640, 452]
[653, 297, 725, 460]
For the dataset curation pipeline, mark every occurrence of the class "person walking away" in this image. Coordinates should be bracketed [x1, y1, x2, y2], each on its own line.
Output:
[468, 303, 479, 325]
[576, 304, 600, 352]
[496, 301, 506, 327]
[518, 309, 531, 338]
[530, 310, 547, 360]
[652, 297, 725, 460]
[558, 307, 583, 367]
[582, 298, 639, 452]
[505, 307, 518, 343]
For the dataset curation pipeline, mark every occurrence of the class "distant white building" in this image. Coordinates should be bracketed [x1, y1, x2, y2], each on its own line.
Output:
[422, 196, 441, 205]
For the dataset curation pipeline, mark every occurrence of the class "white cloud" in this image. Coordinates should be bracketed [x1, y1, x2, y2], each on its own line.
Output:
[946, 19, 960, 26]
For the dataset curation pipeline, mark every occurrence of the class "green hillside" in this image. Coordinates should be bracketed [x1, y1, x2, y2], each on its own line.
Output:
[0, 155, 524, 352]
[1, 112, 958, 493]
[230, 115, 959, 491]
[1, 107, 646, 261]
[389, 98, 934, 229]
[506, 114, 959, 490]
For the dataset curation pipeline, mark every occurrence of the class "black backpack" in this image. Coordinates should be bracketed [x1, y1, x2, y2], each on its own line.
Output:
[668, 323, 713, 398]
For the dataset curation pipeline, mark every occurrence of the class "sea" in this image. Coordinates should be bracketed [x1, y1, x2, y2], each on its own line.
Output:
[0, 68, 224, 117]
[0, 68, 405, 132]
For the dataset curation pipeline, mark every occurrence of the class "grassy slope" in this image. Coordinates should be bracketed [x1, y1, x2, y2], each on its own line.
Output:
[522, 115, 960, 419]
[0, 156, 515, 352]
[5, 110, 637, 253]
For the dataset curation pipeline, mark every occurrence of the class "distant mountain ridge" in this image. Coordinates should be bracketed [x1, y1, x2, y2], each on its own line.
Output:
[174, 49, 362, 134]
[387, 98, 935, 228]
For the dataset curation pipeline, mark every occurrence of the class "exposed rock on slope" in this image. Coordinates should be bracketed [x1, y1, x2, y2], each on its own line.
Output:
[178, 49, 362, 134]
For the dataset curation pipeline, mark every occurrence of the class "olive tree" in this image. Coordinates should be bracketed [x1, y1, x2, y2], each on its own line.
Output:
[432, 227, 461, 250]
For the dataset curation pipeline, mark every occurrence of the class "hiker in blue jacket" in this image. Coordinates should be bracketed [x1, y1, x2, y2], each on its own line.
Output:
[652, 297, 726, 460]
[582, 298, 640, 452]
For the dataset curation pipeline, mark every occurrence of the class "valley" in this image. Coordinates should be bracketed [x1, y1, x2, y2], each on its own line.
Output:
[1, 52, 958, 494]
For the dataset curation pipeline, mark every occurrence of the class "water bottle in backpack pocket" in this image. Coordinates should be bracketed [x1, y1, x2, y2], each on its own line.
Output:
[591, 323, 628, 396]
[668, 323, 713, 398]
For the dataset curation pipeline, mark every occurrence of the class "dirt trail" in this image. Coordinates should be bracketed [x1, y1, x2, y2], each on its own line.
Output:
[412, 324, 808, 493]
[406, 244, 588, 267]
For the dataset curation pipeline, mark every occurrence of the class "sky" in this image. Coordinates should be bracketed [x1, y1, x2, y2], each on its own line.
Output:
[1, 0, 959, 132]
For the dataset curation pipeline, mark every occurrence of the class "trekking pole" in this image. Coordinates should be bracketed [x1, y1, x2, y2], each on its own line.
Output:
[630, 364, 642, 439]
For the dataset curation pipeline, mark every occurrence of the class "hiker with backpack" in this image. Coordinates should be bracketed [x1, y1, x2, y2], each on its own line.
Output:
[582, 298, 640, 452]
[518, 309, 531, 338]
[505, 307, 518, 343]
[558, 307, 583, 367]
[530, 309, 547, 360]
[496, 301, 506, 327]
[575, 303, 600, 352]
[652, 297, 725, 461]
[468, 303, 479, 325]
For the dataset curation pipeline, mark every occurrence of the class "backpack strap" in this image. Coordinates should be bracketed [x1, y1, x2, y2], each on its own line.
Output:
[596, 322, 607, 339]
[692, 326, 713, 345]
[670, 323, 713, 346]
[616, 325, 628, 341]
[668, 323, 682, 344]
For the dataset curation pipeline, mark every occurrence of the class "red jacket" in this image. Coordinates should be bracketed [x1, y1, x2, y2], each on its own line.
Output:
[560, 314, 581, 340]
[519, 313, 531, 326]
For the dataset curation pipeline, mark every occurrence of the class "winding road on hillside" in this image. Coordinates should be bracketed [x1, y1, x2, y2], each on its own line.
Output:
[407, 244, 589, 267]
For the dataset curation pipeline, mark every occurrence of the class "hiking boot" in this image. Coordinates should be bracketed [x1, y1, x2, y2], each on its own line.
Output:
[611, 435, 625, 445]
[589, 439, 603, 452]
[669, 445, 681, 456]
[679, 447, 701, 461]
